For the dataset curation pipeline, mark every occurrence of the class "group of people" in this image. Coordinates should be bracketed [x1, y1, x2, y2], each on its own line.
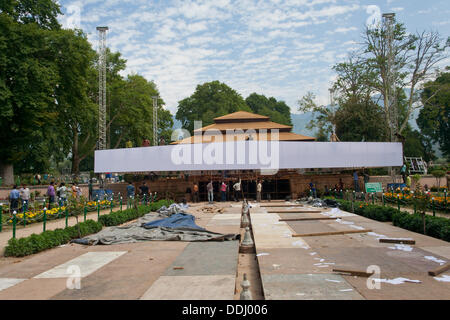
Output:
[191, 179, 263, 204]
[46, 181, 83, 206]
[7, 181, 83, 212]
[8, 185, 31, 212]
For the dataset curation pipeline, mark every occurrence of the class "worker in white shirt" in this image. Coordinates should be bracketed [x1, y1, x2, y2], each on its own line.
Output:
[233, 179, 241, 202]
[256, 181, 262, 202]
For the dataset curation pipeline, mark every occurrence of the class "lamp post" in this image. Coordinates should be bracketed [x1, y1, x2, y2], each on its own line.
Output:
[43, 207, 47, 232]
[12, 211, 17, 239]
[97, 199, 100, 221]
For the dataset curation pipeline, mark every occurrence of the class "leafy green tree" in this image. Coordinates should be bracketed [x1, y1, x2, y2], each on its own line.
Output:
[417, 69, 450, 159]
[0, 11, 62, 184]
[297, 91, 337, 139]
[176, 81, 251, 134]
[245, 93, 292, 126]
[0, 0, 61, 30]
[110, 74, 172, 149]
[335, 99, 386, 142]
[52, 29, 97, 176]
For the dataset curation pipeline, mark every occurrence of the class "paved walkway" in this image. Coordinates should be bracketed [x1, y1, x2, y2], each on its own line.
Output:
[250, 202, 450, 300]
[0, 202, 242, 300]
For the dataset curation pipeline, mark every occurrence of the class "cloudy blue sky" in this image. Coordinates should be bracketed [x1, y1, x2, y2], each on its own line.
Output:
[57, 0, 450, 115]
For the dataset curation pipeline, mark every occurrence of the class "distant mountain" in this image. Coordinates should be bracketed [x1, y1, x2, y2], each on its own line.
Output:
[290, 112, 317, 137]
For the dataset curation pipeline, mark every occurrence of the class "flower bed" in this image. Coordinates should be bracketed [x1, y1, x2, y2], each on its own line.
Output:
[3, 199, 174, 257]
[383, 192, 448, 212]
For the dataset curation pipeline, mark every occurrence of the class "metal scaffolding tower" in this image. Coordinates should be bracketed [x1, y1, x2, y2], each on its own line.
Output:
[383, 13, 397, 143]
[152, 96, 158, 146]
[97, 26, 108, 150]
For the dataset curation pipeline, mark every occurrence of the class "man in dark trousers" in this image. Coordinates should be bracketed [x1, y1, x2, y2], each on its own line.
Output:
[139, 182, 149, 203]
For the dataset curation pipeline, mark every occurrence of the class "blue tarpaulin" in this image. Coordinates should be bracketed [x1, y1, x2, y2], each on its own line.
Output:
[142, 213, 206, 231]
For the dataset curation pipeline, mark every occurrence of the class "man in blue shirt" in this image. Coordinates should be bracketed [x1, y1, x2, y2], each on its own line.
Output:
[126, 182, 135, 199]
[9, 185, 20, 212]
[353, 171, 360, 192]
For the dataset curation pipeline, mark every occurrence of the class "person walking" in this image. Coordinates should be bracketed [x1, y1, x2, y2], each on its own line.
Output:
[256, 180, 262, 202]
[57, 183, 67, 206]
[19, 184, 30, 212]
[207, 180, 214, 204]
[233, 179, 241, 202]
[193, 183, 199, 203]
[353, 171, 360, 192]
[221, 181, 227, 202]
[47, 181, 56, 207]
[9, 185, 20, 213]
[139, 182, 149, 203]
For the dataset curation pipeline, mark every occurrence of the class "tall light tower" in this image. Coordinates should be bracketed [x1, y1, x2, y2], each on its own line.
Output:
[382, 13, 397, 143]
[152, 96, 158, 146]
[97, 26, 108, 150]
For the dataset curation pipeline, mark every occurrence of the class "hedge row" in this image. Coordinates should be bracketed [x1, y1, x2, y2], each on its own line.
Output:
[3, 199, 173, 257]
[4, 220, 102, 257]
[99, 199, 173, 226]
[336, 200, 450, 242]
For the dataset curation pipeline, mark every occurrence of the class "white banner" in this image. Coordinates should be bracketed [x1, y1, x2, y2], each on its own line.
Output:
[94, 141, 403, 173]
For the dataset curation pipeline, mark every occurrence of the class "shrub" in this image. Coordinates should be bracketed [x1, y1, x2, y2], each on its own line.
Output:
[336, 199, 449, 242]
[4, 199, 173, 257]
[4, 219, 103, 257]
[98, 199, 173, 227]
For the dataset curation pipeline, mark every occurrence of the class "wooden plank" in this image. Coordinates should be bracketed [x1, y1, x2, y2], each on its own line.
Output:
[268, 210, 322, 213]
[379, 238, 416, 245]
[292, 229, 372, 237]
[332, 268, 375, 278]
[279, 217, 336, 222]
[428, 263, 450, 277]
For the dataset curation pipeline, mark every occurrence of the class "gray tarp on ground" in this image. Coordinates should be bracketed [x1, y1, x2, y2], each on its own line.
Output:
[71, 206, 239, 245]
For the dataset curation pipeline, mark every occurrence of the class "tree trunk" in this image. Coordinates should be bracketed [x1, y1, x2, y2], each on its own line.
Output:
[0, 162, 14, 186]
[71, 127, 80, 177]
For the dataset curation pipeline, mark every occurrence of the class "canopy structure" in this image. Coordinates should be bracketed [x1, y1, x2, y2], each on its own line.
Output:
[94, 141, 403, 173]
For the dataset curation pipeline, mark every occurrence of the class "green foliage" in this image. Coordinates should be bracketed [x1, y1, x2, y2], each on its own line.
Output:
[4, 220, 102, 257]
[335, 99, 386, 142]
[176, 81, 251, 134]
[245, 93, 292, 126]
[336, 199, 449, 242]
[99, 200, 173, 227]
[3, 199, 173, 257]
[0, 0, 62, 30]
[417, 70, 450, 159]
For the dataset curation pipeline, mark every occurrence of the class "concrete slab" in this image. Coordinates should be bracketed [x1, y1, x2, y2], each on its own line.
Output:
[261, 274, 364, 300]
[0, 278, 69, 300]
[140, 275, 236, 300]
[251, 213, 310, 250]
[0, 278, 26, 292]
[34, 251, 127, 278]
[286, 220, 338, 235]
[0, 245, 87, 279]
[343, 273, 450, 300]
[420, 246, 450, 260]
[50, 242, 187, 300]
[316, 247, 448, 277]
[256, 248, 335, 274]
[164, 241, 239, 276]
